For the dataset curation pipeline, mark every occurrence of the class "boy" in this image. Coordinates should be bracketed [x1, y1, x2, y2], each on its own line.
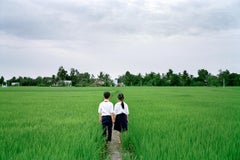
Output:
[98, 91, 114, 142]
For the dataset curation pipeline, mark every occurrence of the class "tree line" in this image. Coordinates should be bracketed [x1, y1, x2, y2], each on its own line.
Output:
[118, 69, 240, 87]
[1, 66, 240, 87]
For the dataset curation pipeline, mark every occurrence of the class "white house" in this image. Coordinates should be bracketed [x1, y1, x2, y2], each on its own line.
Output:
[63, 80, 72, 87]
[2, 84, 7, 88]
[11, 82, 20, 86]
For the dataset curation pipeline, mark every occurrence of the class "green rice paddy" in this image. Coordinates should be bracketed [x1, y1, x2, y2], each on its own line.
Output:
[0, 87, 240, 159]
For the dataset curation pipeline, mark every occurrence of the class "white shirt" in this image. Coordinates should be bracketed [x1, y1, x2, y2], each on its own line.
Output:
[98, 100, 114, 116]
[114, 102, 129, 115]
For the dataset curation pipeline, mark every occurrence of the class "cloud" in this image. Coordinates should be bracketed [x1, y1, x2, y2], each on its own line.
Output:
[0, 0, 240, 79]
[1, 0, 240, 40]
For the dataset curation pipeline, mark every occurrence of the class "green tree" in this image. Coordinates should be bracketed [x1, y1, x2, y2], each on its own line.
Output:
[207, 74, 219, 86]
[36, 76, 43, 86]
[103, 73, 112, 87]
[166, 69, 173, 79]
[181, 70, 191, 86]
[118, 71, 134, 86]
[170, 74, 180, 86]
[77, 72, 91, 87]
[229, 73, 240, 86]
[165, 69, 181, 86]
[98, 72, 104, 81]
[125, 71, 133, 86]
[69, 68, 79, 86]
[218, 70, 230, 86]
[136, 73, 143, 86]
[143, 72, 161, 86]
[7, 76, 16, 86]
[197, 69, 209, 86]
[97, 72, 113, 87]
[57, 66, 68, 81]
[161, 73, 169, 86]
[51, 75, 57, 86]
[19, 77, 27, 86]
[0, 76, 4, 84]
[42, 77, 52, 86]
[165, 69, 174, 86]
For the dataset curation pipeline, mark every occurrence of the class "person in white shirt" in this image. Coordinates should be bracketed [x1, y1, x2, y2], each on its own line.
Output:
[113, 93, 129, 143]
[98, 91, 114, 142]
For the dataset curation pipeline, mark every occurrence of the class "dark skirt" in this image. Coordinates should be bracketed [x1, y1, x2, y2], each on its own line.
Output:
[114, 113, 128, 132]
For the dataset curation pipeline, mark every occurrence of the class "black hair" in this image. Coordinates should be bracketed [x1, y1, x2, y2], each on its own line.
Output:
[118, 93, 124, 109]
[104, 91, 110, 99]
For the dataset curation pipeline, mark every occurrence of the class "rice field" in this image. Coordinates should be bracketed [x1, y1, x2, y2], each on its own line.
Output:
[0, 87, 240, 160]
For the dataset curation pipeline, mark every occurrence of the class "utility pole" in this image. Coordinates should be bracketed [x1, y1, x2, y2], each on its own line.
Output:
[223, 78, 225, 88]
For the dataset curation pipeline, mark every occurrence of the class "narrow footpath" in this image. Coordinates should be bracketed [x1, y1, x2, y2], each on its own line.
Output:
[108, 130, 122, 160]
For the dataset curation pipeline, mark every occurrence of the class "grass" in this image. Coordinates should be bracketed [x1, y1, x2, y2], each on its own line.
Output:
[122, 87, 240, 160]
[0, 87, 240, 160]
[0, 87, 106, 159]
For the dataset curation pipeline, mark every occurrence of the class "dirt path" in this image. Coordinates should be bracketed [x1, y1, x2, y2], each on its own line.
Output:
[108, 130, 121, 160]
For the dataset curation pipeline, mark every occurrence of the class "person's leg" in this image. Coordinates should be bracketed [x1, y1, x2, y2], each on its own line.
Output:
[114, 115, 122, 143]
[117, 130, 121, 144]
[114, 115, 121, 132]
[102, 125, 107, 137]
[102, 117, 107, 137]
[107, 117, 113, 141]
[122, 114, 128, 131]
[119, 114, 128, 143]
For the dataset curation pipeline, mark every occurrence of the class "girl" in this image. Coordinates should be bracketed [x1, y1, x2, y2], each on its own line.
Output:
[113, 93, 129, 143]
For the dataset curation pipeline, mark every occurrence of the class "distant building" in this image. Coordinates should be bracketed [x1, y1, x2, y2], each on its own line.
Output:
[116, 82, 125, 87]
[2, 84, 7, 88]
[113, 79, 125, 87]
[91, 80, 105, 87]
[11, 82, 20, 86]
[63, 80, 72, 87]
[55, 80, 72, 87]
[113, 79, 118, 86]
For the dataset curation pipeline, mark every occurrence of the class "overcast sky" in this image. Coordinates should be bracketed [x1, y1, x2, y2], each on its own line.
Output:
[1, 0, 240, 79]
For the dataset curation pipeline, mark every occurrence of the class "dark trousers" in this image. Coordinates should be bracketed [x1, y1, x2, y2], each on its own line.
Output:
[101, 116, 112, 141]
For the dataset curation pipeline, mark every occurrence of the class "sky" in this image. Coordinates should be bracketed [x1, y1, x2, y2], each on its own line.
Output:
[1, 0, 240, 80]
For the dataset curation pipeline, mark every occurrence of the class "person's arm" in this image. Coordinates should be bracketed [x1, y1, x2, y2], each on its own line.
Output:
[111, 103, 115, 123]
[99, 113, 102, 123]
[111, 113, 115, 123]
[113, 114, 116, 122]
[126, 104, 129, 122]
[98, 103, 102, 123]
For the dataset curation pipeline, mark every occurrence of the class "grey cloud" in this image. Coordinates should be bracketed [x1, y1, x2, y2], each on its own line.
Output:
[168, 1, 240, 33]
[0, 0, 64, 39]
[1, 0, 240, 40]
